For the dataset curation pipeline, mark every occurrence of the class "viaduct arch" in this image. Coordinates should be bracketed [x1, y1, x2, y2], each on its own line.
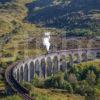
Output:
[13, 48, 100, 82]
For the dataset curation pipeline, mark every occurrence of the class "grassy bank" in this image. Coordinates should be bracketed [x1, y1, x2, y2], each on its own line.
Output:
[30, 87, 85, 100]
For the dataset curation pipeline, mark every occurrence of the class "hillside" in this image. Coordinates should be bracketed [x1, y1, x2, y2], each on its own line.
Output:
[0, 0, 100, 37]
[0, 0, 100, 63]
[26, 0, 100, 36]
[0, 0, 46, 60]
[0, 1, 100, 99]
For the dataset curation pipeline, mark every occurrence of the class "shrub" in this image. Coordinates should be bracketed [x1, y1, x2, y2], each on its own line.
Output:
[44, 73, 64, 88]
[67, 73, 78, 84]
[44, 76, 60, 88]
[21, 81, 32, 91]
[62, 81, 73, 93]
[74, 80, 94, 96]
[86, 70, 96, 86]
[64, 71, 68, 81]
[31, 77, 44, 88]
[5, 95, 22, 100]
[32, 77, 40, 87]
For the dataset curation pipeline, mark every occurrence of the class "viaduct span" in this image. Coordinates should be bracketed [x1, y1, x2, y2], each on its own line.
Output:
[5, 48, 100, 100]
[13, 48, 100, 82]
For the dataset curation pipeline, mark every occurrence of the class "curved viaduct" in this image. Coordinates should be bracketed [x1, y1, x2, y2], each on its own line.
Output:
[13, 48, 100, 82]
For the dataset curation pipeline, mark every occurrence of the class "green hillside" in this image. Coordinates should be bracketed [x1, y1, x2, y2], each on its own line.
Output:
[0, 0, 99, 63]
[0, 0, 100, 99]
[0, 0, 100, 41]
[0, 0, 100, 37]
[0, 0, 100, 58]
[25, 0, 100, 36]
[0, 0, 100, 60]
[0, 0, 45, 62]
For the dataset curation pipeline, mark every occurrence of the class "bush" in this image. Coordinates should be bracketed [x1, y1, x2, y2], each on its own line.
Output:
[61, 81, 73, 93]
[31, 77, 44, 88]
[44, 72, 73, 93]
[44, 76, 61, 88]
[21, 82, 32, 91]
[86, 70, 96, 86]
[5, 95, 22, 100]
[74, 80, 94, 96]
[64, 71, 68, 81]
[67, 73, 78, 84]
[44, 73, 64, 88]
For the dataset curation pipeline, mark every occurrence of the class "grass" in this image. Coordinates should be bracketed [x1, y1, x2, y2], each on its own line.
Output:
[0, 95, 22, 100]
[0, 0, 99, 63]
[29, 60, 100, 100]
[30, 87, 85, 100]
[0, 81, 5, 90]
[75, 59, 100, 70]
[0, 60, 99, 99]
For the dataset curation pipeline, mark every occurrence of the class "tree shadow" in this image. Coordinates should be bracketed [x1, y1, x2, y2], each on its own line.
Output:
[25, 0, 100, 29]
[0, 0, 12, 3]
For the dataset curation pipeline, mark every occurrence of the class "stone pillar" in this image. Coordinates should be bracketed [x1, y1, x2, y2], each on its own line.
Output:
[77, 51, 82, 63]
[15, 71, 17, 80]
[69, 52, 74, 66]
[23, 66, 25, 81]
[52, 55, 59, 75]
[82, 50, 88, 62]
[17, 69, 20, 82]
[65, 56, 68, 72]
[45, 63, 47, 79]
[58, 54, 61, 72]
[28, 63, 30, 82]
[50, 56, 54, 76]
[35, 60, 41, 79]
[18, 68, 21, 82]
[13, 69, 17, 80]
[92, 51, 96, 60]
[23, 64, 28, 82]
[87, 50, 95, 61]
[46, 57, 53, 77]
[39, 60, 42, 79]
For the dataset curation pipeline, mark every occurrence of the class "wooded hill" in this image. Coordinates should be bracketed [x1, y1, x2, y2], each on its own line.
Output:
[0, 0, 100, 62]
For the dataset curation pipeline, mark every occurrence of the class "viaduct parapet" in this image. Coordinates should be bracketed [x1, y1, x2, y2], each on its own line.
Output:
[13, 48, 100, 82]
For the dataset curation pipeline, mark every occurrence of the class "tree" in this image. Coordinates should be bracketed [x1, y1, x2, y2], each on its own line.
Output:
[67, 73, 78, 84]
[21, 82, 32, 91]
[64, 71, 68, 81]
[62, 81, 73, 93]
[75, 80, 94, 96]
[86, 70, 96, 86]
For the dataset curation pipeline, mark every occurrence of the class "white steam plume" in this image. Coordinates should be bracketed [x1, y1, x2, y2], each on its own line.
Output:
[43, 32, 51, 51]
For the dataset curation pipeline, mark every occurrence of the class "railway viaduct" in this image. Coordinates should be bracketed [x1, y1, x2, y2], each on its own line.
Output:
[5, 36, 100, 100]
[13, 48, 100, 82]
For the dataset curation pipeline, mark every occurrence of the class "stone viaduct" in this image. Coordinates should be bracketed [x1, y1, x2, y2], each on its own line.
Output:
[13, 48, 100, 82]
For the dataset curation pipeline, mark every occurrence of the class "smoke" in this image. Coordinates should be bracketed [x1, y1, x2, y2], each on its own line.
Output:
[43, 32, 51, 51]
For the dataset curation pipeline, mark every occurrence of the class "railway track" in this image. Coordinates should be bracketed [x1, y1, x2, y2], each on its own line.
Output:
[5, 62, 34, 100]
[5, 48, 100, 100]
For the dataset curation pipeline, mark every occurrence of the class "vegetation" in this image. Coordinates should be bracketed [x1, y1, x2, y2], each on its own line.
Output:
[30, 87, 85, 100]
[0, 0, 99, 63]
[1, 95, 22, 100]
[26, 0, 100, 36]
[21, 81, 33, 91]
[28, 61, 100, 100]
[0, 0, 100, 99]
